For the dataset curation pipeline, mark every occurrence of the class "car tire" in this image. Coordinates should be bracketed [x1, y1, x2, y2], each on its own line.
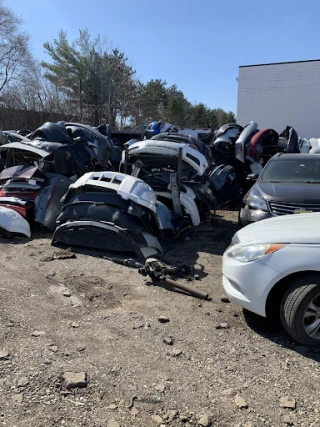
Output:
[280, 274, 320, 346]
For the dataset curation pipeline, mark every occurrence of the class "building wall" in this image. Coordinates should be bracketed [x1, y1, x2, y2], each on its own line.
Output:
[237, 60, 320, 139]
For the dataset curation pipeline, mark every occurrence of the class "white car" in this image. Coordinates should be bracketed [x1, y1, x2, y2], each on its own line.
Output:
[223, 212, 320, 346]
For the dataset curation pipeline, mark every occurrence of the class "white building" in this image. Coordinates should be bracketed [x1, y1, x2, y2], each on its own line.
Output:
[237, 59, 320, 139]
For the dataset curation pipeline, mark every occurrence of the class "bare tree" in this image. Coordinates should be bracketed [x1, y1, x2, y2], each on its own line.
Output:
[0, 1, 33, 93]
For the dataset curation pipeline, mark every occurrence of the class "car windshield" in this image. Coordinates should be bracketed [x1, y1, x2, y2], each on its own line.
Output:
[260, 158, 320, 183]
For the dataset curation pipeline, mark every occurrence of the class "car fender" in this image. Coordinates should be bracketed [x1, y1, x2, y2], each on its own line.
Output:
[260, 244, 320, 307]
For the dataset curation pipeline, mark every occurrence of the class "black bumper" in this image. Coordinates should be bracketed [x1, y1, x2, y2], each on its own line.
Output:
[240, 205, 271, 226]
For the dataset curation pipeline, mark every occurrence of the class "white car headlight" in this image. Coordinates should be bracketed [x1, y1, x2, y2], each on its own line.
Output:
[227, 243, 286, 263]
[244, 194, 268, 211]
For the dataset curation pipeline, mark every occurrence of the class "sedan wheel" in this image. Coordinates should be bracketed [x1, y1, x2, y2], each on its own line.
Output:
[303, 296, 320, 339]
[280, 274, 320, 346]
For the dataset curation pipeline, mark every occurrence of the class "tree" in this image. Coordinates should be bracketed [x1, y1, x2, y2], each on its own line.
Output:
[42, 30, 137, 126]
[135, 79, 168, 123]
[0, 1, 33, 93]
[164, 85, 191, 126]
[42, 30, 93, 120]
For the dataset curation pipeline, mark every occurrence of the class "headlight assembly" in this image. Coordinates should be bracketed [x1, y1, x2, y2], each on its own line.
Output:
[244, 193, 268, 211]
[227, 243, 286, 263]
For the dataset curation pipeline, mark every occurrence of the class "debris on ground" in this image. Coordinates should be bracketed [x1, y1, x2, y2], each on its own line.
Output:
[62, 372, 87, 389]
[158, 315, 170, 323]
[0, 350, 9, 360]
[42, 248, 76, 262]
[235, 394, 249, 409]
[198, 413, 212, 426]
[31, 330, 46, 337]
[17, 377, 29, 387]
[280, 396, 296, 409]
[215, 323, 230, 330]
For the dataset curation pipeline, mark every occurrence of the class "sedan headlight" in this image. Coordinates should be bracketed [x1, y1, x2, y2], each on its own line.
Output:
[244, 193, 268, 211]
[227, 243, 286, 263]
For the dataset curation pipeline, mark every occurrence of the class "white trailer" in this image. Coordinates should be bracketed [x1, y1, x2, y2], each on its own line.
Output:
[237, 59, 320, 139]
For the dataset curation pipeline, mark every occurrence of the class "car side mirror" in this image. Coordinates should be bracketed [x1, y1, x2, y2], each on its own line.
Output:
[246, 173, 259, 181]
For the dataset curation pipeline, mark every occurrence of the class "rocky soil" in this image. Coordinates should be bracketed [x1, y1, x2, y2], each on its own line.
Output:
[0, 211, 320, 427]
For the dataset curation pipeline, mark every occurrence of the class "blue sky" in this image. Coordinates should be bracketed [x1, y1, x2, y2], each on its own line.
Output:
[8, 0, 320, 114]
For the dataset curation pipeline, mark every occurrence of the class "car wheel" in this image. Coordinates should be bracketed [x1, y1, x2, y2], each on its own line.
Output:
[280, 274, 320, 346]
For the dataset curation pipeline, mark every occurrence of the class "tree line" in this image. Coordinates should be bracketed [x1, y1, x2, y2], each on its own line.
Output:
[0, 1, 235, 130]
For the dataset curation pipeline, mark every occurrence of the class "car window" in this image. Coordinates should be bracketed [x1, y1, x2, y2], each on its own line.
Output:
[260, 159, 320, 183]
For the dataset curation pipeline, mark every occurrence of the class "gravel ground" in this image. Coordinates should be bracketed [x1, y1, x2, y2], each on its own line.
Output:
[0, 210, 320, 427]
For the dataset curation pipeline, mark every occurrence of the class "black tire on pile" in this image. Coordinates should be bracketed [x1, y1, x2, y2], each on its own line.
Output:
[280, 274, 320, 346]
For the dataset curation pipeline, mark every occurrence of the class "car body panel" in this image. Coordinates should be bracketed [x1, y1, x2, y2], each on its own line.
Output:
[236, 212, 320, 245]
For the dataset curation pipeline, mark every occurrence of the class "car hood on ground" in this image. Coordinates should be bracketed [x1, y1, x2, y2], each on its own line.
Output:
[236, 212, 320, 245]
[256, 182, 320, 203]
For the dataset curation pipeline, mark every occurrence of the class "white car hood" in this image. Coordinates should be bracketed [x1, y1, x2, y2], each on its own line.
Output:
[236, 213, 320, 245]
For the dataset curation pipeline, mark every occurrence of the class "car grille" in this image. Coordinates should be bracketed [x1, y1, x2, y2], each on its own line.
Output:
[268, 201, 320, 216]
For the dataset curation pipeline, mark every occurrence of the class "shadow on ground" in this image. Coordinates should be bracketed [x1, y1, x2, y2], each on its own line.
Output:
[243, 309, 320, 362]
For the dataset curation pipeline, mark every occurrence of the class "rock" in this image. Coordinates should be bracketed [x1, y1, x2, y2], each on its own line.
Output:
[60, 390, 72, 396]
[154, 383, 166, 393]
[0, 350, 9, 360]
[131, 407, 139, 416]
[185, 237, 191, 241]
[164, 410, 178, 422]
[198, 413, 211, 426]
[215, 323, 230, 330]
[62, 372, 87, 389]
[17, 377, 29, 387]
[76, 345, 86, 352]
[280, 396, 296, 409]
[163, 337, 173, 345]
[69, 321, 80, 328]
[151, 414, 164, 424]
[107, 403, 118, 410]
[221, 388, 236, 396]
[11, 394, 23, 404]
[282, 415, 293, 424]
[170, 349, 182, 357]
[42, 249, 76, 262]
[180, 414, 189, 422]
[54, 249, 76, 260]
[106, 420, 120, 427]
[49, 345, 58, 353]
[194, 274, 201, 280]
[158, 315, 170, 323]
[63, 290, 72, 297]
[235, 394, 248, 409]
[32, 330, 46, 337]
[220, 296, 230, 303]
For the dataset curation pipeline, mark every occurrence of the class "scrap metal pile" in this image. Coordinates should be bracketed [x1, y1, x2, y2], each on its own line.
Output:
[0, 119, 313, 257]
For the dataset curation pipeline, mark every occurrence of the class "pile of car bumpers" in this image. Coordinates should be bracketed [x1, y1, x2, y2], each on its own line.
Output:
[0, 121, 241, 257]
[0, 119, 302, 257]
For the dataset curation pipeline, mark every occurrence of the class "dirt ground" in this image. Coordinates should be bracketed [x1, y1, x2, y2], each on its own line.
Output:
[0, 210, 320, 427]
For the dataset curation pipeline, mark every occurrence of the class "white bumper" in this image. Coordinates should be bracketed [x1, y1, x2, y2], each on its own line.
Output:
[222, 243, 320, 317]
[222, 252, 279, 317]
